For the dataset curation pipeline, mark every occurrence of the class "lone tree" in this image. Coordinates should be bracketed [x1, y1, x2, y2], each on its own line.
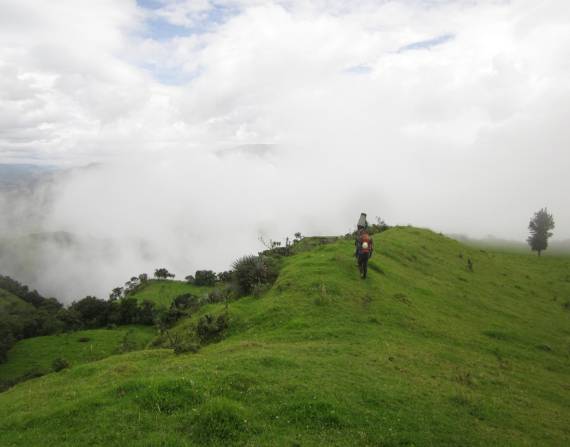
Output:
[527, 208, 555, 256]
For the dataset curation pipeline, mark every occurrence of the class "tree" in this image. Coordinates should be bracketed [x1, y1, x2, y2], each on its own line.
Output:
[109, 287, 123, 301]
[118, 297, 140, 324]
[217, 271, 232, 282]
[194, 270, 217, 286]
[70, 296, 110, 328]
[138, 273, 148, 283]
[527, 208, 555, 256]
[154, 268, 175, 280]
[185, 275, 195, 284]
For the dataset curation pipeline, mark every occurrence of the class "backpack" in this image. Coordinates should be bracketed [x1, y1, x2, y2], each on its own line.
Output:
[359, 233, 371, 254]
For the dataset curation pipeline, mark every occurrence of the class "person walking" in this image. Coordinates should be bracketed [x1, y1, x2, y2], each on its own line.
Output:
[355, 214, 374, 279]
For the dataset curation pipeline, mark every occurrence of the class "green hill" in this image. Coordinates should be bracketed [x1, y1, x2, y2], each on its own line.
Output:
[130, 280, 213, 307]
[0, 227, 569, 446]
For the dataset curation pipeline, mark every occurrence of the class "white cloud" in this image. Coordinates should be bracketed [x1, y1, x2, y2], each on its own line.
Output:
[1, 0, 569, 300]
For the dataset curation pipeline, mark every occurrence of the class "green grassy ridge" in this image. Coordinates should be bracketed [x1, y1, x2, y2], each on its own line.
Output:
[130, 280, 213, 307]
[0, 326, 156, 383]
[0, 227, 569, 446]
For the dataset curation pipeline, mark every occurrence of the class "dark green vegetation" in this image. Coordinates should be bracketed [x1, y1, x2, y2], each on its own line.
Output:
[1, 227, 569, 446]
[0, 275, 66, 363]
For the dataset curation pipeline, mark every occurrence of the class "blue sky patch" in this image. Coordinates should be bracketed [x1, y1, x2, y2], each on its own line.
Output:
[398, 33, 454, 52]
[137, 1, 238, 40]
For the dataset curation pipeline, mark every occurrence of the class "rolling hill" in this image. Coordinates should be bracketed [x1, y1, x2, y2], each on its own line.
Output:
[0, 227, 568, 446]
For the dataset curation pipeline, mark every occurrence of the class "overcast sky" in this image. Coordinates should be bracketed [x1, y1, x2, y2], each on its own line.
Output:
[1, 0, 569, 300]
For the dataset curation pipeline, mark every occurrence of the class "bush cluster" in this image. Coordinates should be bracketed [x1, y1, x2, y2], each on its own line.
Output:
[232, 255, 278, 296]
[197, 313, 229, 343]
[194, 270, 217, 286]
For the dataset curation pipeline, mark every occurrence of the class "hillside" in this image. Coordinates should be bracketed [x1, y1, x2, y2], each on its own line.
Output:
[0, 227, 569, 446]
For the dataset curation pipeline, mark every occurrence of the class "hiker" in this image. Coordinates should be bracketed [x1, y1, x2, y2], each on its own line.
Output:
[355, 215, 374, 279]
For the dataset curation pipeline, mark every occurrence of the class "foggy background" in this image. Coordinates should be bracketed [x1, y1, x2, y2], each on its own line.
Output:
[1, 0, 569, 302]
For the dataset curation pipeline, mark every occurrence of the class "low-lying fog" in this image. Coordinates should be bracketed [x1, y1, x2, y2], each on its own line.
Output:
[1, 144, 568, 303]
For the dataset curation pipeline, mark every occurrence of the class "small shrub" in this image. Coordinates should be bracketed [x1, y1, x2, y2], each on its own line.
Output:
[232, 255, 278, 296]
[157, 307, 185, 329]
[207, 287, 234, 304]
[172, 293, 199, 310]
[52, 357, 70, 372]
[197, 313, 229, 343]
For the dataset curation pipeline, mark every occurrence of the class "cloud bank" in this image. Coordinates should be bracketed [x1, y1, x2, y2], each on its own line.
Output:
[1, 0, 569, 301]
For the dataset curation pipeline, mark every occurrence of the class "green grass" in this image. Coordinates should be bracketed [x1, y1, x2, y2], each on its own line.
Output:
[0, 227, 569, 446]
[130, 280, 213, 307]
[0, 326, 156, 383]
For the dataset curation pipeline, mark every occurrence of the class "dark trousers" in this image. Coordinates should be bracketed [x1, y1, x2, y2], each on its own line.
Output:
[358, 252, 370, 278]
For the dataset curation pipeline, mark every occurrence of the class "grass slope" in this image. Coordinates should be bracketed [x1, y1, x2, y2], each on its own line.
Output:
[0, 326, 156, 383]
[130, 280, 213, 307]
[1, 227, 569, 446]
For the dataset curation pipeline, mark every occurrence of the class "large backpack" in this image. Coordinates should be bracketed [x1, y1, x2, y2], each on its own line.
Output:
[359, 233, 371, 254]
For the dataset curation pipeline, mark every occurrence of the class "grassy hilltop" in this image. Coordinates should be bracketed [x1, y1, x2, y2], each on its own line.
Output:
[0, 227, 569, 446]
